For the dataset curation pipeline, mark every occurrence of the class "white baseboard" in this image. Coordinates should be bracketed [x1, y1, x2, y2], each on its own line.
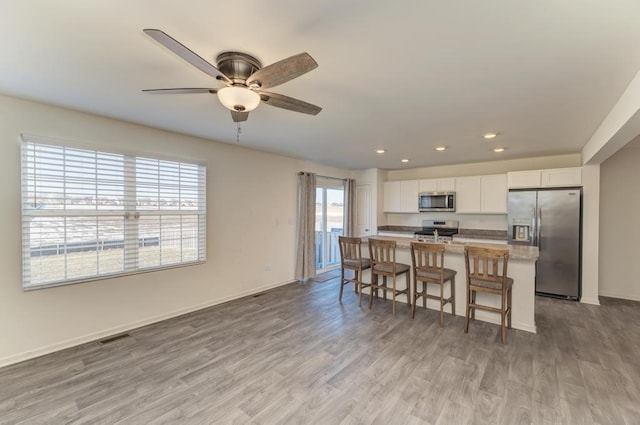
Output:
[597, 291, 640, 302]
[580, 296, 601, 306]
[0, 279, 295, 369]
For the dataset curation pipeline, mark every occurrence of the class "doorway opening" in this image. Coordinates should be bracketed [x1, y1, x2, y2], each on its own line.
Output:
[315, 178, 345, 273]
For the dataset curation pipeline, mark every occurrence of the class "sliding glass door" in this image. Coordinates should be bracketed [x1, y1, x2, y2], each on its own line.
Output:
[315, 178, 344, 273]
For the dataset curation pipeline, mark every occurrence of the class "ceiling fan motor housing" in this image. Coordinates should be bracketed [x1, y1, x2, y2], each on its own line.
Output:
[216, 52, 262, 86]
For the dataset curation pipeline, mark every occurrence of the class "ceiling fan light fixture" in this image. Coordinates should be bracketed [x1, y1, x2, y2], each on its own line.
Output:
[217, 86, 261, 112]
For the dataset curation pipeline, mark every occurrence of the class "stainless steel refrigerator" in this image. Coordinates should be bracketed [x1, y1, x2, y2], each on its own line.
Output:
[508, 188, 582, 300]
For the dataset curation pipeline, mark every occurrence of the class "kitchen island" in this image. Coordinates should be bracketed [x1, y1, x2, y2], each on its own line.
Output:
[362, 236, 539, 333]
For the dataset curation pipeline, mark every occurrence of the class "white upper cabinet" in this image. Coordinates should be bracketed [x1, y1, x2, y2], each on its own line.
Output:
[481, 174, 508, 213]
[400, 180, 419, 213]
[507, 170, 541, 188]
[455, 176, 482, 213]
[456, 174, 507, 214]
[419, 177, 456, 193]
[383, 180, 419, 213]
[541, 167, 582, 187]
[508, 167, 582, 188]
[383, 181, 402, 212]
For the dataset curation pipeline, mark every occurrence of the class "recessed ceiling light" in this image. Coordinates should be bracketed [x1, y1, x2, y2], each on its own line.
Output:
[484, 132, 498, 139]
[401, 158, 409, 163]
[493, 147, 505, 153]
[376, 149, 386, 154]
[435, 146, 446, 151]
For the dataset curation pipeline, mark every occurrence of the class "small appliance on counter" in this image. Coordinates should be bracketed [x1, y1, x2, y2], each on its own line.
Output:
[414, 220, 459, 242]
[508, 188, 582, 300]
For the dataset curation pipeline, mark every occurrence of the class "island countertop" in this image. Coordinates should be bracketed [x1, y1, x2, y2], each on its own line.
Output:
[364, 236, 539, 260]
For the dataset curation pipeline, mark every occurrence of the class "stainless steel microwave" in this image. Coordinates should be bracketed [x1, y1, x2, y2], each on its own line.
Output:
[418, 192, 456, 212]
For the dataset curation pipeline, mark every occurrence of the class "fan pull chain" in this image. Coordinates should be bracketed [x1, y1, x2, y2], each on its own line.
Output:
[236, 122, 242, 143]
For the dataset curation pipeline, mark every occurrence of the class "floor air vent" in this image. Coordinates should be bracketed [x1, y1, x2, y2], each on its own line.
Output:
[98, 333, 131, 345]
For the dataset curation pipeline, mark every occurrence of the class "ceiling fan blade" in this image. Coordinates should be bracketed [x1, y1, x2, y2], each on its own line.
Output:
[142, 88, 218, 94]
[143, 29, 231, 84]
[259, 92, 322, 115]
[247, 53, 318, 89]
[231, 110, 249, 122]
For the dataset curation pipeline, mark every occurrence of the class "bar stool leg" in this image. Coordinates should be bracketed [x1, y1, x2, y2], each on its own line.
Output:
[405, 272, 411, 309]
[464, 287, 472, 334]
[369, 273, 376, 310]
[507, 286, 512, 329]
[358, 270, 364, 307]
[439, 281, 444, 327]
[451, 277, 456, 316]
[392, 275, 397, 317]
[411, 277, 417, 319]
[339, 267, 345, 301]
[501, 291, 507, 344]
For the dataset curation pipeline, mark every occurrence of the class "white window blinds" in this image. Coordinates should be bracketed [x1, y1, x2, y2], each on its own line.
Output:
[21, 136, 206, 289]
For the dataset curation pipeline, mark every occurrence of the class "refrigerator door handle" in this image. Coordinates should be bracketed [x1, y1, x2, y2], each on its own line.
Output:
[531, 208, 537, 246]
[537, 207, 542, 250]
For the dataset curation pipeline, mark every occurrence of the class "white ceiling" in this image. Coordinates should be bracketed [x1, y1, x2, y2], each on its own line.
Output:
[1, 1, 639, 170]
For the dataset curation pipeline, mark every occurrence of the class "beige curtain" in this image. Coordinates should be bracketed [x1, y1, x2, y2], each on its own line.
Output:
[295, 172, 317, 281]
[344, 178, 356, 236]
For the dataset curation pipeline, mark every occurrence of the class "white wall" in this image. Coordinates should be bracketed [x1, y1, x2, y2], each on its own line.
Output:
[598, 139, 640, 301]
[0, 95, 351, 366]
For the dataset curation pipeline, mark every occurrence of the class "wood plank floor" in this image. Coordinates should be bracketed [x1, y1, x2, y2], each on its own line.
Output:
[1, 278, 640, 424]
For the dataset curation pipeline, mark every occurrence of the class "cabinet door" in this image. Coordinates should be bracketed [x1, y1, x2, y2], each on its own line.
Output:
[383, 181, 402, 212]
[400, 180, 419, 213]
[455, 176, 482, 213]
[541, 167, 582, 187]
[507, 170, 541, 188]
[418, 178, 437, 193]
[437, 178, 456, 192]
[481, 174, 507, 213]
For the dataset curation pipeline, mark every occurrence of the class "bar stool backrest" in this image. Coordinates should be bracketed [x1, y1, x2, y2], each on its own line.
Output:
[339, 236, 364, 265]
[368, 238, 397, 271]
[410, 242, 446, 277]
[464, 246, 509, 287]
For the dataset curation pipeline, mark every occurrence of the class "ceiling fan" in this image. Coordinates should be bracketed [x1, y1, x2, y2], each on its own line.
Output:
[142, 29, 322, 123]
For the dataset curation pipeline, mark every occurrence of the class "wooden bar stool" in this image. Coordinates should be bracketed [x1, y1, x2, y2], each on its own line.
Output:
[368, 238, 411, 316]
[464, 245, 513, 344]
[410, 241, 456, 327]
[338, 236, 371, 306]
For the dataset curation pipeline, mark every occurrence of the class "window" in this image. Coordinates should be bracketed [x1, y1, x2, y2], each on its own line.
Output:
[21, 136, 206, 289]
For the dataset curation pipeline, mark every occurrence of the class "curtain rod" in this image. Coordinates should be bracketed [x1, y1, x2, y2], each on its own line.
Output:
[298, 171, 348, 181]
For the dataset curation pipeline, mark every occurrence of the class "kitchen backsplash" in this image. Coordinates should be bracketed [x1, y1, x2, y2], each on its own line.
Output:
[385, 212, 508, 230]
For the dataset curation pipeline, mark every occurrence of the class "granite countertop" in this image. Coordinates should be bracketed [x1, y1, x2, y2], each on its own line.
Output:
[364, 235, 538, 260]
